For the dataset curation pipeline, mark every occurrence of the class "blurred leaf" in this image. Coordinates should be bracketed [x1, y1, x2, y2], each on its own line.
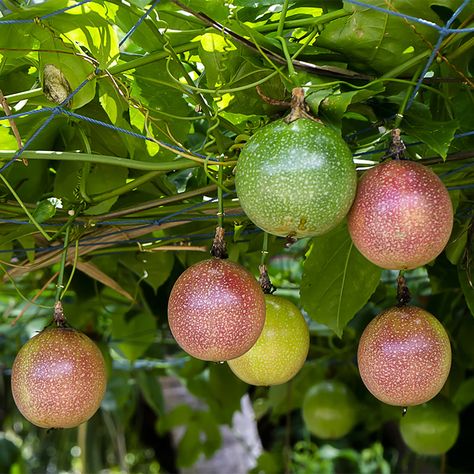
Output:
[177, 422, 201, 467]
[459, 265, 474, 317]
[301, 223, 382, 337]
[157, 404, 194, 434]
[76, 260, 134, 301]
[111, 310, 157, 361]
[137, 371, 165, 416]
[453, 377, 474, 411]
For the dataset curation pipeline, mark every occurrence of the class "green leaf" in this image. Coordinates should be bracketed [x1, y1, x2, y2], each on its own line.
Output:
[195, 411, 222, 457]
[120, 251, 175, 292]
[403, 114, 459, 159]
[445, 220, 468, 265]
[317, 0, 440, 74]
[453, 377, 474, 411]
[157, 404, 194, 434]
[83, 164, 129, 215]
[36, 32, 96, 110]
[177, 422, 202, 467]
[301, 222, 382, 337]
[111, 311, 157, 361]
[459, 265, 474, 317]
[136, 371, 165, 416]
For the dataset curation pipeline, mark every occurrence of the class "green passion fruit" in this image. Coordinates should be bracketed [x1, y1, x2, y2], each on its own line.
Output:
[11, 327, 107, 429]
[302, 380, 358, 439]
[357, 306, 451, 407]
[227, 294, 309, 386]
[168, 258, 266, 362]
[348, 159, 453, 270]
[400, 396, 459, 455]
[235, 118, 357, 238]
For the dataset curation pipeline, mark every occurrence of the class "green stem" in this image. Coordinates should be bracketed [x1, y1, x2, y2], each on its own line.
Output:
[278, 35, 297, 81]
[394, 65, 424, 128]
[78, 127, 93, 203]
[446, 36, 474, 61]
[97, 184, 218, 220]
[217, 165, 224, 228]
[260, 232, 269, 266]
[108, 42, 199, 75]
[55, 225, 71, 302]
[277, 0, 291, 37]
[0, 151, 201, 171]
[380, 50, 430, 80]
[255, 9, 350, 33]
[90, 170, 163, 203]
[0, 174, 51, 241]
[61, 239, 79, 299]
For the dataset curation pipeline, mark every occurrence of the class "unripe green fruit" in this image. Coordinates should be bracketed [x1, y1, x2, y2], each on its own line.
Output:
[400, 397, 459, 455]
[168, 258, 266, 362]
[235, 118, 357, 238]
[11, 327, 107, 429]
[227, 294, 309, 385]
[348, 159, 453, 270]
[302, 380, 357, 439]
[357, 306, 451, 406]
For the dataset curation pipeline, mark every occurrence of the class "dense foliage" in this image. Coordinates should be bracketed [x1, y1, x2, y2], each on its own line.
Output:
[0, 0, 473, 472]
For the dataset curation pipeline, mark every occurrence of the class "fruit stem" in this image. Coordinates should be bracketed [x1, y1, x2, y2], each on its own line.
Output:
[396, 273, 411, 306]
[389, 129, 407, 160]
[284, 88, 320, 124]
[259, 264, 275, 294]
[55, 225, 71, 303]
[53, 301, 67, 327]
[210, 226, 228, 259]
[260, 232, 269, 266]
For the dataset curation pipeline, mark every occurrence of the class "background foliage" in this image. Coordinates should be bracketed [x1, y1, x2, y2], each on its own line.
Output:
[0, 0, 473, 472]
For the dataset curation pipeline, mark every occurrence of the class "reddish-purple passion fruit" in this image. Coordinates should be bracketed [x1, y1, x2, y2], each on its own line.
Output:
[168, 258, 266, 362]
[357, 305, 451, 406]
[348, 159, 453, 270]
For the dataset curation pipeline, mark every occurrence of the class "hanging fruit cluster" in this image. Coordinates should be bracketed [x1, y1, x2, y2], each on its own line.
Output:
[10, 87, 455, 449]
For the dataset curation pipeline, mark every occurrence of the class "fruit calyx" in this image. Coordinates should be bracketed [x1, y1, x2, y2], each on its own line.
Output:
[258, 264, 275, 295]
[53, 301, 69, 328]
[388, 128, 407, 160]
[284, 87, 320, 124]
[210, 226, 228, 259]
[396, 274, 411, 307]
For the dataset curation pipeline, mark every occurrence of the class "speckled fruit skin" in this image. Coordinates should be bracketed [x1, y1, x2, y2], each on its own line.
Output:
[302, 380, 357, 439]
[227, 295, 309, 386]
[11, 327, 107, 429]
[357, 306, 451, 407]
[235, 118, 357, 238]
[400, 396, 459, 455]
[167, 258, 266, 362]
[348, 159, 453, 270]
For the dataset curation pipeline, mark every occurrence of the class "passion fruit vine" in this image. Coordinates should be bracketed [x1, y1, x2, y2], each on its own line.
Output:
[168, 257, 266, 362]
[235, 88, 357, 238]
[357, 305, 451, 407]
[11, 304, 107, 429]
[348, 158, 453, 270]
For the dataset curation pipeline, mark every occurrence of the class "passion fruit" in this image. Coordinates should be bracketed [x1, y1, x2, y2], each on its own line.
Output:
[11, 326, 107, 429]
[235, 117, 357, 238]
[348, 159, 453, 270]
[227, 294, 309, 385]
[168, 258, 266, 361]
[357, 305, 451, 406]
